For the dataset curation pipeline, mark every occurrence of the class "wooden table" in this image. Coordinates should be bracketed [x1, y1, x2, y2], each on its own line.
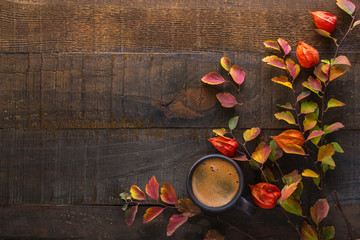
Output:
[0, 0, 359, 239]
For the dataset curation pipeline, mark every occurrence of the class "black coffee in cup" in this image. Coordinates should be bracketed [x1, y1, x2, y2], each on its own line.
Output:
[191, 157, 240, 208]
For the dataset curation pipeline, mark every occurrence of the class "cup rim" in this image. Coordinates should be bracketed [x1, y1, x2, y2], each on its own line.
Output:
[186, 154, 244, 213]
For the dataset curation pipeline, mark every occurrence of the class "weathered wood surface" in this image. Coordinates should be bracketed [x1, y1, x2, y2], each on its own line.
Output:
[0, 0, 359, 239]
[0, 205, 359, 240]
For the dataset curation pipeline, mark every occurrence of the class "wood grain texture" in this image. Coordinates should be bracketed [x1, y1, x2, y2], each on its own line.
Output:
[0, 204, 359, 239]
[0, 0, 359, 53]
[0, 52, 359, 129]
[0, 129, 359, 205]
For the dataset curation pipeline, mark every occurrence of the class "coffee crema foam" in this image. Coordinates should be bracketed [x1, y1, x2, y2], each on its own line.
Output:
[191, 158, 240, 208]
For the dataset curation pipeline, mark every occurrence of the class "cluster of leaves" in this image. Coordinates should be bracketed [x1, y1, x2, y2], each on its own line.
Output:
[201, 0, 358, 239]
[120, 176, 201, 236]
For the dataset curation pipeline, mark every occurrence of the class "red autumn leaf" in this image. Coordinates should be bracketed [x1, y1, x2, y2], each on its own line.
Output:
[166, 214, 188, 236]
[308, 76, 322, 91]
[201, 72, 226, 85]
[296, 41, 319, 68]
[230, 65, 246, 86]
[306, 130, 325, 142]
[272, 76, 293, 90]
[311, 199, 330, 225]
[220, 57, 232, 71]
[216, 93, 238, 108]
[286, 58, 300, 81]
[208, 136, 238, 157]
[324, 122, 344, 134]
[176, 198, 201, 217]
[125, 205, 138, 226]
[272, 129, 305, 149]
[243, 127, 261, 142]
[160, 182, 178, 205]
[130, 185, 146, 201]
[264, 40, 281, 51]
[252, 142, 272, 164]
[314, 64, 328, 82]
[262, 55, 287, 69]
[310, 11, 337, 33]
[301, 222, 319, 240]
[146, 176, 159, 200]
[278, 38, 291, 56]
[232, 154, 249, 161]
[337, 0, 356, 15]
[250, 182, 281, 209]
[143, 207, 165, 223]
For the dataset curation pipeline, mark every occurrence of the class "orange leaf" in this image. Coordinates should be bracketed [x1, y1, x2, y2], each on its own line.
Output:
[146, 176, 159, 200]
[161, 182, 178, 204]
[318, 144, 335, 162]
[251, 142, 271, 164]
[282, 144, 306, 155]
[272, 76, 293, 90]
[330, 67, 346, 81]
[176, 198, 201, 217]
[130, 185, 146, 201]
[143, 207, 165, 223]
[272, 129, 304, 150]
[279, 179, 301, 204]
[166, 214, 188, 236]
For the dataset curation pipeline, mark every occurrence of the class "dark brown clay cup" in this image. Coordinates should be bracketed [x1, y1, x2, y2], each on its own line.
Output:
[186, 154, 255, 215]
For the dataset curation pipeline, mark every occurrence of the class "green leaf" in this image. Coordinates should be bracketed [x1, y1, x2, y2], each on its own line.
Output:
[262, 55, 286, 69]
[336, 0, 356, 15]
[243, 127, 261, 142]
[302, 169, 319, 178]
[322, 156, 336, 167]
[269, 139, 283, 162]
[330, 142, 344, 153]
[122, 203, 128, 211]
[313, 177, 321, 189]
[201, 72, 227, 85]
[292, 181, 303, 200]
[318, 144, 335, 162]
[277, 102, 294, 110]
[272, 76, 293, 90]
[303, 113, 317, 131]
[320, 226, 335, 240]
[324, 122, 344, 134]
[274, 111, 296, 124]
[297, 91, 311, 103]
[301, 222, 319, 240]
[282, 198, 303, 216]
[278, 38, 291, 56]
[220, 57, 232, 71]
[264, 40, 281, 51]
[228, 116, 239, 131]
[216, 93, 238, 108]
[327, 98, 345, 111]
[301, 101, 318, 114]
[120, 192, 128, 200]
[261, 167, 277, 183]
[311, 199, 330, 225]
[310, 126, 322, 146]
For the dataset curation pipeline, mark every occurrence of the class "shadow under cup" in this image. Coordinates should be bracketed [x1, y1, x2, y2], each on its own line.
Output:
[187, 154, 255, 215]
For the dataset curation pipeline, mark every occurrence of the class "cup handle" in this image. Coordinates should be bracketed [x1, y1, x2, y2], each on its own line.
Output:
[235, 197, 256, 215]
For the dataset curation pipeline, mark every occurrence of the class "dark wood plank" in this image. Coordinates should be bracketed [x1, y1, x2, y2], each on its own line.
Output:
[0, 52, 358, 129]
[0, 204, 359, 239]
[0, 129, 359, 205]
[0, 0, 358, 53]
